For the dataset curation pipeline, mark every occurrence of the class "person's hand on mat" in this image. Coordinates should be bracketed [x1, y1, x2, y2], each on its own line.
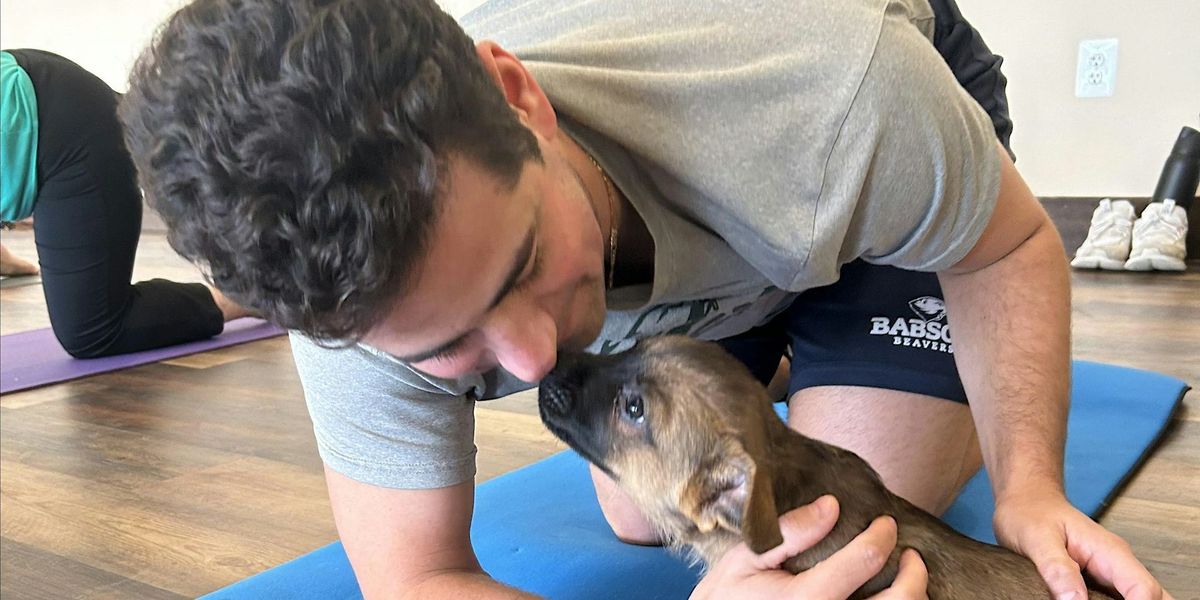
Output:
[994, 490, 1173, 600]
[691, 495, 929, 600]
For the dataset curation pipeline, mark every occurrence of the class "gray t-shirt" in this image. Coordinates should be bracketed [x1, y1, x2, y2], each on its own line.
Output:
[291, 0, 1001, 489]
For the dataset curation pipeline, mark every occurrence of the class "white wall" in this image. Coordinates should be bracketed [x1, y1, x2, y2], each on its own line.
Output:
[1, 0, 186, 92]
[956, 0, 1200, 198]
[442, 0, 487, 18]
[0, 0, 475, 92]
[5, 0, 1195, 197]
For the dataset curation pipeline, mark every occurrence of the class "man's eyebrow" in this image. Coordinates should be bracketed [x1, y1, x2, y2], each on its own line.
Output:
[395, 220, 538, 364]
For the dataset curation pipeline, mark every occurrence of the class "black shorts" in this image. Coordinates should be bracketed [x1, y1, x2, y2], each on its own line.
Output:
[717, 260, 967, 404]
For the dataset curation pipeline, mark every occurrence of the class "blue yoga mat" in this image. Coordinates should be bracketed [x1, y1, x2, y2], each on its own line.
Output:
[202, 361, 1188, 600]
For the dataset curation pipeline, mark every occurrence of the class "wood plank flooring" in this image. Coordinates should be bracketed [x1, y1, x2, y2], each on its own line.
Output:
[0, 228, 1196, 598]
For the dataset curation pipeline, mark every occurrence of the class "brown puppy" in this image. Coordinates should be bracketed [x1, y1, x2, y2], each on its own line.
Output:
[538, 335, 1113, 599]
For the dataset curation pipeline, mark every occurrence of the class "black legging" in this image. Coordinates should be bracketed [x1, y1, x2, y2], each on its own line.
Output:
[7, 49, 223, 358]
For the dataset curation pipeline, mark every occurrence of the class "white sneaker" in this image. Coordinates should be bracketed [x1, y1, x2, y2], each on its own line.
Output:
[1125, 199, 1189, 271]
[1071, 199, 1136, 270]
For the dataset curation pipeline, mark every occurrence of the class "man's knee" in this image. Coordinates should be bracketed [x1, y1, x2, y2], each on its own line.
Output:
[786, 386, 982, 515]
[589, 464, 662, 545]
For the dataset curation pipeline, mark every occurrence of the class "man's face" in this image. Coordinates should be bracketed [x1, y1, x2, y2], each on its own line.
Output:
[362, 143, 608, 383]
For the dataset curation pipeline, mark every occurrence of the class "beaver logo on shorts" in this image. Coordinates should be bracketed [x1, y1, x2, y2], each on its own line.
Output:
[908, 296, 947, 322]
[868, 296, 954, 353]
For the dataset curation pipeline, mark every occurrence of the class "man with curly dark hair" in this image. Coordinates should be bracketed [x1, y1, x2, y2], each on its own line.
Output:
[120, 0, 1168, 598]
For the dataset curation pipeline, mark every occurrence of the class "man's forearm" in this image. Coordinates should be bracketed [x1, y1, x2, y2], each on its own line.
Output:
[938, 219, 1072, 502]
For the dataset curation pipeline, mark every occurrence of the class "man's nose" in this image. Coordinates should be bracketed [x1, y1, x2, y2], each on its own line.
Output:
[485, 307, 558, 383]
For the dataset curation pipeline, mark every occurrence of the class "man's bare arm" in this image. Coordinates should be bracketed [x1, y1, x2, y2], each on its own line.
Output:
[325, 466, 537, 600]
[938, 144, 1168, 600]
[938, 143, 1071, 501]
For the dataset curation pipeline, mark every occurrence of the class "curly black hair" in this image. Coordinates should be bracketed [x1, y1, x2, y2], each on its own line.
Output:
[120, 0, 542, 342]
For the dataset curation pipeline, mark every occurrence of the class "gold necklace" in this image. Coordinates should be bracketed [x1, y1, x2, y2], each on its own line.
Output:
[587, 154, 619, 290]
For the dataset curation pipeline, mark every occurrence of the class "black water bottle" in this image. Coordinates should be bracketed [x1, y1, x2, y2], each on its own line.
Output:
[1152, 126, 1200, 205]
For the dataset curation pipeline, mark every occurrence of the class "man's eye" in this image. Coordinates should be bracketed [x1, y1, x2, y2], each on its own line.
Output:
[427, 348, 458, 363]
[424, 340, 466, 364]
[514, 245, 543, 293]
[623, 395, 645, 423]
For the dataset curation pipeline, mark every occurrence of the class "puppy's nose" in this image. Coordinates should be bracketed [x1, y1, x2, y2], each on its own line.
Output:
[538, 351, 602, 417]
[539, 359, 586, 416]
[538, 381, 572, 416]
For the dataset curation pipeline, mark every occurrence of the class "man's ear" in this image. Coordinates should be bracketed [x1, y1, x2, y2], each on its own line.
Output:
[680, 437, 783, 553]
[473, 40, 557, 138]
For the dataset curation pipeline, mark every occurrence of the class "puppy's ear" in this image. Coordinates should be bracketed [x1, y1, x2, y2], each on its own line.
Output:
[680, 438, 784, 553]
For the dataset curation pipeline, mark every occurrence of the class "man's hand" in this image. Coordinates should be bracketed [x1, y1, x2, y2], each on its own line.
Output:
[691, 495, 928, 600]
[994, 490, 1173, 600]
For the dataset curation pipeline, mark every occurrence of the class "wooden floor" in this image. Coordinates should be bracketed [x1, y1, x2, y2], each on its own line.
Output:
[0, 229, 1196, 599]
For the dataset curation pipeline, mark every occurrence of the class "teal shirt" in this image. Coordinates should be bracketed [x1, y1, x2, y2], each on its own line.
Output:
[1, 51, 39, 223]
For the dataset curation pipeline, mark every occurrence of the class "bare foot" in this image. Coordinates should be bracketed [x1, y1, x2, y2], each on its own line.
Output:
[0, 242, 39, 276]
[206, 285, 257, 321]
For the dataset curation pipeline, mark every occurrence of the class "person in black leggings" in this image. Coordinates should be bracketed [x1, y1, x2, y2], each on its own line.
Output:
[2, 49, 249, 358]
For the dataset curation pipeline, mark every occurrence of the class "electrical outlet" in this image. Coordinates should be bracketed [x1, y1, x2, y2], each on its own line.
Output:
[1076, 39, 1119, 98]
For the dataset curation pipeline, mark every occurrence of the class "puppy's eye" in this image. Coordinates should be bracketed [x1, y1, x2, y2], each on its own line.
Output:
[623, 395, 645, 424]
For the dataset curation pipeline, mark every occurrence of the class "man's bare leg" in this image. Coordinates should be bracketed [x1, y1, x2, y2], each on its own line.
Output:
[590, 465, 661, 544]
[788, 385, 982, 515]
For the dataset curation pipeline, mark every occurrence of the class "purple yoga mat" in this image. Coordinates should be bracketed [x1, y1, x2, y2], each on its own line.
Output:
[0, 317, 285, 394]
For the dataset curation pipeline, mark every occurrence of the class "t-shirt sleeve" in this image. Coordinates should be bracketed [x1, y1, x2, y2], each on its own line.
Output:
[810, 0, 1002, 276]
[289, 332, 477, 489]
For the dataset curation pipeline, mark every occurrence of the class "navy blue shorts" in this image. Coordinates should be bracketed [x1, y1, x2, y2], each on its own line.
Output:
[716, 261, 967, 404]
